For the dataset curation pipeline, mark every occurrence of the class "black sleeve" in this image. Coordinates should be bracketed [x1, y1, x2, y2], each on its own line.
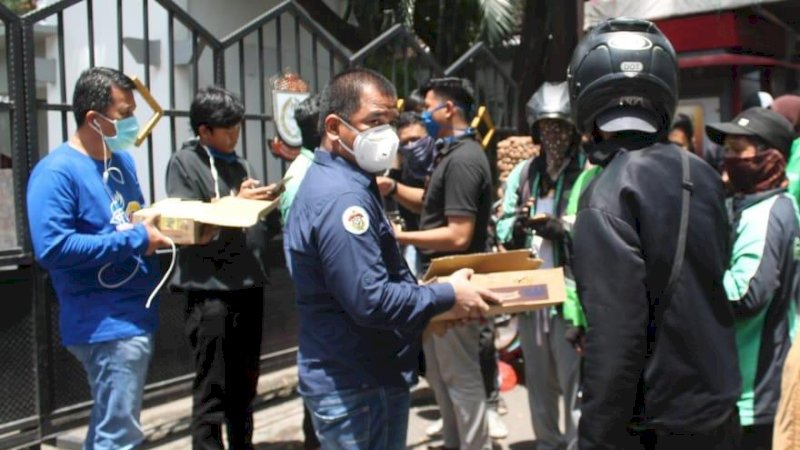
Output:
[443, 155, 485, 218]
[573, 207, 649, 449]
[166, 154, 205, 200]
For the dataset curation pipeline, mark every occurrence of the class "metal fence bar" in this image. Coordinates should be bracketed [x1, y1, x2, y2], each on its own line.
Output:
[117, 0, 123, 71]
[57, 11, 67, 142]
[238, 39, 248, 159]
[258, 25, 267, 180]
[168, 11, 177, 153]
[86, 0, 95, 67]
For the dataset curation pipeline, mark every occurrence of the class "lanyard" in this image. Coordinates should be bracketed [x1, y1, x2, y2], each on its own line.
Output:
[202, 144, 251, 199]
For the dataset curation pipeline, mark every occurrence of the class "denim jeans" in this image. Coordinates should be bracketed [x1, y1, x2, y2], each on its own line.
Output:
[68, 334, 154, 450]
[304, 385, 410, 450]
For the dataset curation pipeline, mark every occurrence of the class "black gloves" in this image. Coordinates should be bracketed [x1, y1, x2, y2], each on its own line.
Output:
[528, 215, 566, 241]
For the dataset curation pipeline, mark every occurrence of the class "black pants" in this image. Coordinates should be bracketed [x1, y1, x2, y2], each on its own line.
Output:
[636, 409, 742, 450]
[478, 321, 500, 408]
[185, 288, 264, 450]
[741, 423, 772, 450]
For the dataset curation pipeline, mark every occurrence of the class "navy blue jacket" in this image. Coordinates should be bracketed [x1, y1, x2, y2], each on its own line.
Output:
[284, 149, 455, 396]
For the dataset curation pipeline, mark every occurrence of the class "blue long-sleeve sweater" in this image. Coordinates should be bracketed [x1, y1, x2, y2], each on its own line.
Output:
[27, 143, 161, 346]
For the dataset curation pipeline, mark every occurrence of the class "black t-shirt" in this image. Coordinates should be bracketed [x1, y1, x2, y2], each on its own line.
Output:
[419, 136, 493, 259]
[165, 139, 270, 291]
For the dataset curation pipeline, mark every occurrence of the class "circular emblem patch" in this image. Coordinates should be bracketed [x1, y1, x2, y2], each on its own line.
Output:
[342, 206, 370, 235]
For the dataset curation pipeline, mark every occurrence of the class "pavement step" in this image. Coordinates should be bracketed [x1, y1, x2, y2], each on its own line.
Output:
[46, 366, 299, 449]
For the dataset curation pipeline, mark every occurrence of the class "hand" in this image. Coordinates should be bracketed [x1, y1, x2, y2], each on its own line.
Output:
[141, 214, 172, 255]
[565, 325, 586, 356]
[376, 176, 396, 197]
[237, 179, 282, 201]
[528, 214, 566, 241]
[447, 268, 501, 321]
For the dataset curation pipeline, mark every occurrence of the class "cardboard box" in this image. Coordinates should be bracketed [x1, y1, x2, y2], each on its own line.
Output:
[132, 196, 278, 244]
[421, 250, 566, 321]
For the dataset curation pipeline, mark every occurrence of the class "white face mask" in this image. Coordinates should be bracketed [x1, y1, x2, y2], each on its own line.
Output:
[337, 118, 399, 174]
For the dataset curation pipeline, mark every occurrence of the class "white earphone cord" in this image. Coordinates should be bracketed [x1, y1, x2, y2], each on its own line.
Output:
[146, 235, 176, 309]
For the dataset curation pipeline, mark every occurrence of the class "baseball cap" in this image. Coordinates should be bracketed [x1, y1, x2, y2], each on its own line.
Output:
[596, 107, 658, 134]
[705, 107, 795, 155]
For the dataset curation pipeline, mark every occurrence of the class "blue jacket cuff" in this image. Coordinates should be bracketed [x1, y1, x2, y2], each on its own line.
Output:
[429, 282, 456, 315]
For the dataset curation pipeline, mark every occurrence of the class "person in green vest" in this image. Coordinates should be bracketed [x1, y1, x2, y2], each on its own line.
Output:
[279, 95, 320, 224]
[274, 94, 321, 450]
[495, 81, 584, 450]
[706, 106, 799, 450]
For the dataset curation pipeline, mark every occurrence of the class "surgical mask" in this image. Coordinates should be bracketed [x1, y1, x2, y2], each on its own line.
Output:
[338, 118, 399, 174]
[420, 104, 446, 138]
[93, 114, 140, 152]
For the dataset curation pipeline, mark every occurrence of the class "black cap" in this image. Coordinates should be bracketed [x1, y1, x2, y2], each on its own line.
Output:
[705, 107, 795, 155]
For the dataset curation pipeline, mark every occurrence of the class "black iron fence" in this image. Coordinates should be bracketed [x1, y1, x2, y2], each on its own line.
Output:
[0, 1, 518, 448]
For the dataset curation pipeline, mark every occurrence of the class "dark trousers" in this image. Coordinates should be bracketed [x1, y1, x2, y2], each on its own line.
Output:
[741, 423, 772, 450]
[185, 288, 264, 450]
[478, 321, 500, 408]
[636, 409, 742, 450]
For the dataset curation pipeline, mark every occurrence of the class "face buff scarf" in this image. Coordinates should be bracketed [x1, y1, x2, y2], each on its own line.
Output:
[724, 148, 787, 195]
[538, 120, 574, 182]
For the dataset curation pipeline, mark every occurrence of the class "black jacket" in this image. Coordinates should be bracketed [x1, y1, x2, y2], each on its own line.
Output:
[165, 139, 271, 291]
[572, 140, 741, 448]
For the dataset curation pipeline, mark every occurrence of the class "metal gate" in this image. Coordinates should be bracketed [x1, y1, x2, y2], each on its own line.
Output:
[0, 2, 519, 448]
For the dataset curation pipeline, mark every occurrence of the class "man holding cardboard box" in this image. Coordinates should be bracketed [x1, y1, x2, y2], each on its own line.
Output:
[393, 77, 494, 450]
[284, 68, 498, 449]
[165, 86, 282, 450]
[27, 67, 172, 449]
[568, 18, 741, 449]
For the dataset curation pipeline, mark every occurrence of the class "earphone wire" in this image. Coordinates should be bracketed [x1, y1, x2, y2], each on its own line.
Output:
[145, 235, 176, 309]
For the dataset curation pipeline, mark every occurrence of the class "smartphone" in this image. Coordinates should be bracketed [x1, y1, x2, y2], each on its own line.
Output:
[270, 175, 293, 191]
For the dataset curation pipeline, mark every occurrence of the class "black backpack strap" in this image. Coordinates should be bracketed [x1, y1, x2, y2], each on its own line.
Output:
[663, 148, 693, 301]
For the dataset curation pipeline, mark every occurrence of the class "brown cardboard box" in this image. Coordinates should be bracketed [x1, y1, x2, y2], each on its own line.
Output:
[421, 250, 565, 321]
[132, 197, 278, 244]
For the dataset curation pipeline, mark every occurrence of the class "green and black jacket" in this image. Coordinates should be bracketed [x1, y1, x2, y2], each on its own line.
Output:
[725, 188, 800, 426]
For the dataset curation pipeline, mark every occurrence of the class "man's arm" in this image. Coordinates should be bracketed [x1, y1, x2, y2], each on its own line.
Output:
[27, 166, 151, 271]
[495, 160, 526, 244]
[317, 192, 455, 331]
[396, 215, 475, 252]
[377, 176, 425, 214]
[572, 208, 649, 449]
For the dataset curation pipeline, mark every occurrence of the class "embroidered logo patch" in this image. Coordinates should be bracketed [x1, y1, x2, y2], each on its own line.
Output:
[342, 206, 370, 235]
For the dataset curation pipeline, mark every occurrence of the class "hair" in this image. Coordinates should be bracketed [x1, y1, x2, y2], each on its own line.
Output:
[420, 77, 476, 117]
[189, 86, 245, 134]
[72, 67, 136, 127]
[402, 88, 425, 113]
[294, 94, 321, 150]
[397, 111, 422, 131]
[318, 67, 397, 134]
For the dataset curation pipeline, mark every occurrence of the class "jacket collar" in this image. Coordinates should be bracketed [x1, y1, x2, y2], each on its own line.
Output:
[313, 147, 373, 188]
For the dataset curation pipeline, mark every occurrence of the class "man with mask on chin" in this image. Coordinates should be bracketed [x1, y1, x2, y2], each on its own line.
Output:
[26, 67, 172, 449]
[283, 67, 500, 449]
[495, 81, 583, 450]
[705, 107, 798, 450]
[393, 77, 494, 450]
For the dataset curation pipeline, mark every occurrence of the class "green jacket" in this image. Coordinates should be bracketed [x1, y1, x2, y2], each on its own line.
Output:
[786, 138, 800, 204]
[562, 166, 601, 329]
[279, 148, 315, 225]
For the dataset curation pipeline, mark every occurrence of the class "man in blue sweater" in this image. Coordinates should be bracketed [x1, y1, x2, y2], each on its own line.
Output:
[27, 67, 171, 450]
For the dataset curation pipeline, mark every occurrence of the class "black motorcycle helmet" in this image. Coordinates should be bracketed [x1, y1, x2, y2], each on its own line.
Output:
[526, 81, 577, 144]
[567, 18, 678, 141]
